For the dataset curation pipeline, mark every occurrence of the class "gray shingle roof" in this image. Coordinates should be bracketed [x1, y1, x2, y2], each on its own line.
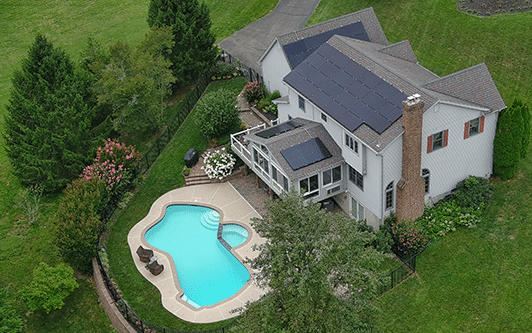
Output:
[245, 118, 343, 180]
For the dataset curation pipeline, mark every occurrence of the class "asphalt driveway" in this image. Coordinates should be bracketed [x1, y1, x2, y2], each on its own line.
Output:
[218, 0, 321, 73]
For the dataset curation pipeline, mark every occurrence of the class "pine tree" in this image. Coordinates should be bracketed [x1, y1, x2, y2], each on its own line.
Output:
[147, 0, 217, 86]
[4, 35, 110, 193]
[493, 103, 522, 180]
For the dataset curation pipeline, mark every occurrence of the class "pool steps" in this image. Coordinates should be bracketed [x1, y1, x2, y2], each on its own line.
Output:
[200, 210, 220, 230]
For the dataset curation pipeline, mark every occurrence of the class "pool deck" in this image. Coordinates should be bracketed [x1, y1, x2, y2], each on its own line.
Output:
[127, 182, 268, 324]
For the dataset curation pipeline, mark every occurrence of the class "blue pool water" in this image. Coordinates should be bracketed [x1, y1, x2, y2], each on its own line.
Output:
[222, 224, 249, 248]
[145, 205, 250, 307]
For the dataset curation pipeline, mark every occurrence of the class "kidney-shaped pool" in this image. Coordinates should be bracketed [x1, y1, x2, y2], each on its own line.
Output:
[145, 205, 250, 308]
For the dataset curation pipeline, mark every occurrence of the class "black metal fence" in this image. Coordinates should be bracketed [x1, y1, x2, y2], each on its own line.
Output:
[96, 253, 236, 333]
[378, 240, 432, 296]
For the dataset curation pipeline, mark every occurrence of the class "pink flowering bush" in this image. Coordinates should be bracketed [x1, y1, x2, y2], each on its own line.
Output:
[243, 81, 266, 105]
[391, 218, 428, 257]
[81, 139, 142, 192]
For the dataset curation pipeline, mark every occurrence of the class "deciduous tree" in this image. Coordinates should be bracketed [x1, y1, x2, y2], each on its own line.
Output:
[4, 35, 111, 193]
[147, 0, 217, 86]
[21, 262, 78, 314]
[232, 192, 389, 332]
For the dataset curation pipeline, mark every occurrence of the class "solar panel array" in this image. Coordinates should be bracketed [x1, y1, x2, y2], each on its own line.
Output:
[280, 138, 332, 171]
[282, 22, 370, 69]
[256, 120, 304, 139]
[284, 43, 407, 134]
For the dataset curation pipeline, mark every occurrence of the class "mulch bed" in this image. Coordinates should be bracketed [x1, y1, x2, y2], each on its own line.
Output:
[457, 0, 532, 16]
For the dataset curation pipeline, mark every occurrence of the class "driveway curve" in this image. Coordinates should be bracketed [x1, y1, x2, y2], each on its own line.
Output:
[218, 0, 321, 73]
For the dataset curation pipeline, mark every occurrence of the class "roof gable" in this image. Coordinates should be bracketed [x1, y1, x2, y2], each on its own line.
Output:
[422, 63, 506, 112]
[378, 40, 418, 63]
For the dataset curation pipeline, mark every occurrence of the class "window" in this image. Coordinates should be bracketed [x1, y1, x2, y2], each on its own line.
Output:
[352, 198, 365, 221]
[253, 147, 269, 173]
[298, 95, 305, 112]
[464, 116, 485, 139]
[427, 130, 448, 153]
[385, 182, 394, 210]
[272, 165, 289, 192]
[300, 174, 319, 199]
[321, 113, 327, 122]
[348, 165, 363, 190]
[323, 165, 341, 186]
[345, 133, 359, 154]
[422, 169, 430, 194]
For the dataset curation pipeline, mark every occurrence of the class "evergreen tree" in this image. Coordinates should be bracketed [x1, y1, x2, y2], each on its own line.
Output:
[493, 104, 522, 180]
[147, 0, 217, 86]
[520, 100, 531, 159]
[4, 35, 111, 193]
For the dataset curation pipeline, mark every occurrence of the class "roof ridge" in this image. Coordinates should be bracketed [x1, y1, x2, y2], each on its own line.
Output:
[277, 7, 388, 46]
[378, 40, 418, 63]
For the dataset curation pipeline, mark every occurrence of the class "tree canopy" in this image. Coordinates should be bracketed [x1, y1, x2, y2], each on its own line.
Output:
[147, 0, 217, 86]
[4, 35, 111, 193]
[232, 192, 390, 332]
[83, 27, 176, 135]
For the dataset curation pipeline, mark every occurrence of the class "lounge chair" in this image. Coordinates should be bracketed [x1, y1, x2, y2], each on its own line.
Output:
[136, 245, 154, 263]
[147, 260, 164, 276]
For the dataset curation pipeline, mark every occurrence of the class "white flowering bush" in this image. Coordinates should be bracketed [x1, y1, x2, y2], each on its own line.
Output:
[201, 148, 236, 180]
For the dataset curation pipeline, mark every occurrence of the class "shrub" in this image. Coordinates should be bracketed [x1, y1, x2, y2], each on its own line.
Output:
[21, 262, 78, 314]
[257, 97, 270, 110]
[195, 89, 240, 138]
[519, 100, 531, 159]
[263, 103, 278, 115]
[243, 81, 266, 105]
[81, 138, 142, 194]
[0, 287, 23, 332]
[417, 200, 481, 239]
[390, 218, 427, 257]
[212, 62, 241, 78]
[452, 176, 493, 209]
[201, 148, 236, 180]
[56, 178, 108, 273]
[268, 90, 281, 101]
[493, 102, 523, 180]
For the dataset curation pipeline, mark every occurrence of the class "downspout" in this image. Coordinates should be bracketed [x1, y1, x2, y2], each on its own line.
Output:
[380, 154, 384, 228]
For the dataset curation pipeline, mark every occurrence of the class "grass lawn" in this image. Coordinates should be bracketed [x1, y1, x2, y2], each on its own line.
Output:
[105, 77, 247, 330]
[309, 1, 532, 331]
[0, 0, 275, 331]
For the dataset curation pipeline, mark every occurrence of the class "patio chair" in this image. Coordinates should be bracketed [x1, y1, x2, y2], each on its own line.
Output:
[147, 260, 164, 276]
[136, 245, 154, 263]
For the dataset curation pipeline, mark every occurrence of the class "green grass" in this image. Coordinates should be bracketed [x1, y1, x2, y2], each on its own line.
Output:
[308, 1, 532, 330]
[204, 0, 279, 42]
[0, 0, 273, 331]
[105, 77, 247, 330]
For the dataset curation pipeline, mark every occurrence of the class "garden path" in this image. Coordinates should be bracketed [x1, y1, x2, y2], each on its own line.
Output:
[218, 0, 322, 73]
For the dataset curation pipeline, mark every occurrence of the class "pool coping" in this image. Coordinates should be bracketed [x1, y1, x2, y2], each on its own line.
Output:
[127, 182, 268, 324]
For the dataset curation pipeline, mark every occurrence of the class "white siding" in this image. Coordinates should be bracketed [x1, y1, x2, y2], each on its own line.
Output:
[422, 102, 496, 198]
[381, 137, 403, 217]
[260, 41, 291, 95]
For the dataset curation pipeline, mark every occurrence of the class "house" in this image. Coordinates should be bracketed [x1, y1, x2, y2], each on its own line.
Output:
[231, 7, 506, 228]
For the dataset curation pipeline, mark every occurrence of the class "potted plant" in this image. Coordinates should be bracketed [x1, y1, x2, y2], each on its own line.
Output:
[183, 166, 190, 177]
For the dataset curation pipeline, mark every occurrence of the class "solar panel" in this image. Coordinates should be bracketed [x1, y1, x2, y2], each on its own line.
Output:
[284, 42, 408, 135]
[362, 91, 387, 110]
[280, 138, 332, 171]
[282, 22, 370, 69]
[256, 120, 303, 139]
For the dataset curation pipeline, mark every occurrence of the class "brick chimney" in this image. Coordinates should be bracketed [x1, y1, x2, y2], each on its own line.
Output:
[396, 94, 425, 222]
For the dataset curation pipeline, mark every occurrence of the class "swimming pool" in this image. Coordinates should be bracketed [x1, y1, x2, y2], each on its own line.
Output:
[145, 205, 250, 308]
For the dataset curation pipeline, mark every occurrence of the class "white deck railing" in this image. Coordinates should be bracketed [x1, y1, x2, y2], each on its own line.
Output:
[230, 124, 266, 164]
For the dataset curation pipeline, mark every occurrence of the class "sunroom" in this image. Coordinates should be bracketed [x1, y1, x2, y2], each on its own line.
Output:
[230, 118, 345, 202]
